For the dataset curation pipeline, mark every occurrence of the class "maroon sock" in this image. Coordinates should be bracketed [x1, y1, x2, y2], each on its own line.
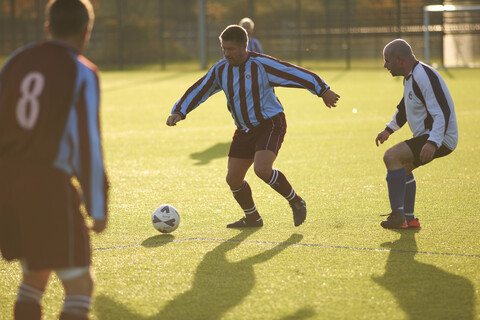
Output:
[265, 169, 301, 204]
[14, 301, 41, 320]
[231, 181, 260, 220]
[59, 313, 88, 320]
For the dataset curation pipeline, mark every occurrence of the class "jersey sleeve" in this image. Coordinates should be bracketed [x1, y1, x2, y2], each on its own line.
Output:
[417, 69, 451, 148]
[172, 64, 221, 117]
[386, 98, 407, 133]
[75, 62, 108, 220]
[257, 55, 330, 96]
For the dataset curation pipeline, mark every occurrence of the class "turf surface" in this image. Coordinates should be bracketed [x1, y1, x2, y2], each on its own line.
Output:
[1, 67, 479, 319]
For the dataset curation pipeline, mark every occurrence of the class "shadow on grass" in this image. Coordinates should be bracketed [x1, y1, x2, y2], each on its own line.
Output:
[94, 230, 305, 319]
[140, 234, 175, 248]
[189, 142, 230, 166]
[373, 230, 475, 320]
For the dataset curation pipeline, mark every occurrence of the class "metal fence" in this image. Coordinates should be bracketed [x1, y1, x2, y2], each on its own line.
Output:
[1, 0, 479, 69]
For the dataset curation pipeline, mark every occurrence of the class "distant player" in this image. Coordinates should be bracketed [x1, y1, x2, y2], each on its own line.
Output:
[167, 25, 340, 228]
[0, 1, 108, 319]
[375, 39, 458, 229]
[239, 17, 263, 53]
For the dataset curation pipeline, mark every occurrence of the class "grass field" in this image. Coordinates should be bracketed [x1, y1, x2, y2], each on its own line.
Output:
[1, 66, 479, 320]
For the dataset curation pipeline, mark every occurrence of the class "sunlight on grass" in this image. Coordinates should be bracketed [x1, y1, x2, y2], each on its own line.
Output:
[1, 67, 479, 320]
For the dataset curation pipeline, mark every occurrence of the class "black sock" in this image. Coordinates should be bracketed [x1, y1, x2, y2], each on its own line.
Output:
[231, 181, 261, 220]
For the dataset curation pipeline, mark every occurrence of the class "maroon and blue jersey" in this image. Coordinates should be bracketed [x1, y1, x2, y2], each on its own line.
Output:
[0, 41, 108, 220]
[172, 51, 330, 130]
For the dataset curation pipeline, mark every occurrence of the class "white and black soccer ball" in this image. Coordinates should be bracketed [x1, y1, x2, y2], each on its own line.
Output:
[152, 204, 180, 233]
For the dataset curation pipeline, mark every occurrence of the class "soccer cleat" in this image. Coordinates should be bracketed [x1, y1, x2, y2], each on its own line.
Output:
[226, 216, 263, 228]
[407, 218, 421, 229]
[380, 211, 407, 229]
[291, 199, 307, 227]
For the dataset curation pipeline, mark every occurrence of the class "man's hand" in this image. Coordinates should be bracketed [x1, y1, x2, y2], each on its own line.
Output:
[91, 219, 107, 234]
[375, 130, 390, 146]
[420, 142, 437, 164]
[322, 89, 340, 108]
[166, 113, 182, 126]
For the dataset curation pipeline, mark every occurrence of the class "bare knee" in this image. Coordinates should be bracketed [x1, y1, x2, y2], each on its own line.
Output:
[226, 173, 243, 190]
[254, 164, 272, 182]
[22, 270, 51, 291]
[383, 148, 404, 170]
[61, 270, 94, 296]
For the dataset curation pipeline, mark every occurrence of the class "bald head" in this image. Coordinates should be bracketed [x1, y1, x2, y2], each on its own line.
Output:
[383, 39, 416, 61]
[383, 39, 418, 77]
[239, 17, 254, 35]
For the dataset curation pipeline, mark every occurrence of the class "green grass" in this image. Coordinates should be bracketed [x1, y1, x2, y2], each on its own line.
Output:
[1, 67, 479, 320]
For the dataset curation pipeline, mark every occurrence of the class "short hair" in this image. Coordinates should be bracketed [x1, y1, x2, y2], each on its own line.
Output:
[219, 25, 248, 45]
[239, 17, 254, 31]
[46, 0, 94, 38]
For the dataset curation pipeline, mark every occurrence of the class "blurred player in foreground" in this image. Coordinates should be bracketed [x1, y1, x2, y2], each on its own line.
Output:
[375, 39, 458, 229]
[239, 17, 263, 53]
[0, 0, 108, 319]
[167, 25, 339, 228]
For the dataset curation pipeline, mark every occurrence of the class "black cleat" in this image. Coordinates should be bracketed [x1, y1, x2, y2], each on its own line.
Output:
[226, 216, 263, 228]
[291, 199, 307, 227]
[380, 211, 407, 229]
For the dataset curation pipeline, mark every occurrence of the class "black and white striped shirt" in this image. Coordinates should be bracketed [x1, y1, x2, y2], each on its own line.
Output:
[386, 61, 458, 150]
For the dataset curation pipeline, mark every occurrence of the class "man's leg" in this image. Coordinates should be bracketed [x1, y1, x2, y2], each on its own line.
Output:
[381, 142, 415, 228]
[254, 150, 306, 226]
[403, 163, 421, 228]
[226, 157, 262, 227]
[58, 268, 93, 320]
[14, 268, 50, 320]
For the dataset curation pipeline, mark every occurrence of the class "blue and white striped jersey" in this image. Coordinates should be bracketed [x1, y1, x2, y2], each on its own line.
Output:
[0, 41, 108, 220]
[386, 61, 458, 151]
[173, 52, 330, 130]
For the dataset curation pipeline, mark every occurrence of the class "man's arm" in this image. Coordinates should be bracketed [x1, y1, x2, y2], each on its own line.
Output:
[375, 98, 406, 147]
[169, 64, 221, 121]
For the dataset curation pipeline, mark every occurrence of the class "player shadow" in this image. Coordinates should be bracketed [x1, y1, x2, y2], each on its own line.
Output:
[372, 230, 475, 320]
[158, 230, 303, 319]
[189, 141, 230, 165]
[140, 233, 175, 248]
[93, 230, 304, 319]
[278, 306, 317, 320]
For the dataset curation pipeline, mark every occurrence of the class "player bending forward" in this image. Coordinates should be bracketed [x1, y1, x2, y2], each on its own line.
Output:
[376, 39, 458, 229]
[0, 1, 108, 319]
[167, 25, 340, 228]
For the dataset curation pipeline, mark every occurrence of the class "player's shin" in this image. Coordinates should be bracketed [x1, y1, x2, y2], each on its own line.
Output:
[265, 169, 301, 204]
[231, 181, 260, 221]
[14, 283, 44, 320]
[404, 173, 416, 222]
[386, 168, 406, 215]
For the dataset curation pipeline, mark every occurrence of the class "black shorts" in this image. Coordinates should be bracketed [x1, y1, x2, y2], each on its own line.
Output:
[0, 160, 91, 270]
[405, 134, 454, 167]
[228, 112, 287, 159]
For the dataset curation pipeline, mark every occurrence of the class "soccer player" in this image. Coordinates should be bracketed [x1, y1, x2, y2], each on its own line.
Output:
[166, 25, 340, 228]
[0, 1, 108, 319]
[375, 39, 458, 229]
[239, 17, 263, 54]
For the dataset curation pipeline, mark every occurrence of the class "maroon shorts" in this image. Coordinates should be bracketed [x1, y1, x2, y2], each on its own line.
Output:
[228, 112, 287, 159]
[0, 160, 91, 270]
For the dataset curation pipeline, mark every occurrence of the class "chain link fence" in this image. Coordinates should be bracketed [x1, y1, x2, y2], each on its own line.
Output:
[1, 0, 479, 69]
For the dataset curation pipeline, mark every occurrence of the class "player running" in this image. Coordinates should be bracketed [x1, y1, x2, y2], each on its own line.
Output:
[375, 39, 458, 229]
[167, 25, 340, 228]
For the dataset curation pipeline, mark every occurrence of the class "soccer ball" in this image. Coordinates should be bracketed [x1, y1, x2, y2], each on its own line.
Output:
[152, 204, 180, 233]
